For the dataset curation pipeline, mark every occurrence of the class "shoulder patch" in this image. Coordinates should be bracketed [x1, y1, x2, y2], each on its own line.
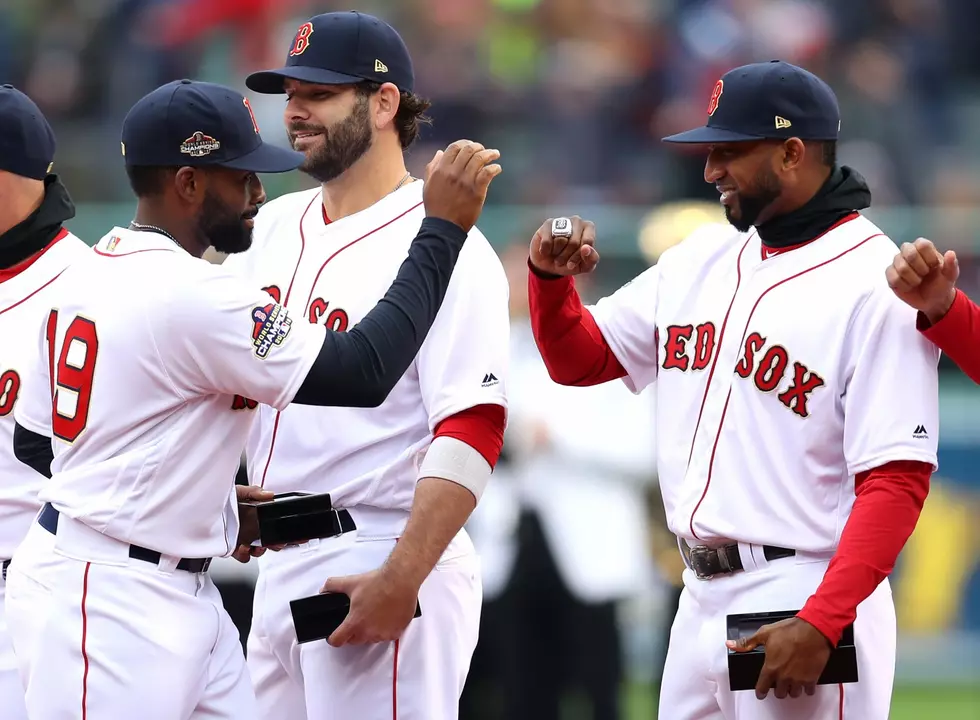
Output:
[251, 302, 293, 358]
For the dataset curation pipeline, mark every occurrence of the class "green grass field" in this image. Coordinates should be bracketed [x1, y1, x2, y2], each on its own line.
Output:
[621, 683, 980, 719]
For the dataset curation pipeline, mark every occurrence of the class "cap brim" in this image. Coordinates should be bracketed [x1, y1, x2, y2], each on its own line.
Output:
[245, 66, 365, 94]
[220, 142, 304, 173]
[662, 126, 765, 144]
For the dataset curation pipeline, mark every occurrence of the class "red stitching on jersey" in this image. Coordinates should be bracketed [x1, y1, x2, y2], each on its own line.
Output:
[81, 561, 92, 720]
[685, 232, 754, 472]
[688, 219, 876, 541]
[838, 683, 844, 719]
[257, 194, 318, 488]
[392, 638, 400, 719]
[301, 200, 424, 312]
[258, 198, 423, 488]
[0, 269, 66, 317]
[92, 248, 173, 258]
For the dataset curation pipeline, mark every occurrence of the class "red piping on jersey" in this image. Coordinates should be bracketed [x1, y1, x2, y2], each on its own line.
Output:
[758, 214, 859, 261]
[301, 201, 424, 311]
[256, 194, 317, 488]
[0, 227, 68, 283]
[81, 562, 92, 720]
[0, 269, 66, 317]
[688, 217, 876, 540]
[392, 638, 400, 719]
[839, 684, 844, 719]
[684, 232, 755, 470]
[92, 247, 174, 259]
[259, 198, 422, 487]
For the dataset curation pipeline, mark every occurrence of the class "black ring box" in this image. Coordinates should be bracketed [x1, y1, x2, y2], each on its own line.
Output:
[240, 491, 339, 546]
[290, 592, 422, 644]
[726, 609, 858, 691]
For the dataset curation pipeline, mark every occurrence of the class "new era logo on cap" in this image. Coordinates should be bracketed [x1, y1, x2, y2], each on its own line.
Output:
[663, 60, 840, 145]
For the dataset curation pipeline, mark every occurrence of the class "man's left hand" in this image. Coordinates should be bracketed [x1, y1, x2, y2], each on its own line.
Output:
[320, 567, 421, 647]
[726, 617, 832, 700]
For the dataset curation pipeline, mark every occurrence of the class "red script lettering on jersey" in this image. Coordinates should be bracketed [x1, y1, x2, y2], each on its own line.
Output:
[662, 324, 825, 418]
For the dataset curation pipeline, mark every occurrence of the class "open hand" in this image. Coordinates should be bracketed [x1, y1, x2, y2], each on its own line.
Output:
[726, 617, 832, 700]
[886, 237, 958, 325]
[529, 215, 600, 277]
[320, 567, 421, 647]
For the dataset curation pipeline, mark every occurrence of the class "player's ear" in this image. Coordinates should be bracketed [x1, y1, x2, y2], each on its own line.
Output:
[174, 166, 205, 204]
[780, 138, 805, 172]
[373, 82, 401, 132]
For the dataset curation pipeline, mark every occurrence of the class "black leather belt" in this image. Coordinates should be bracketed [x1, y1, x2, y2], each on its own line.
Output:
[323, 508, 357, 537]
[681, 540, 795, 580]
[38, 503, 212, 574]
[1, 559, 9, 581]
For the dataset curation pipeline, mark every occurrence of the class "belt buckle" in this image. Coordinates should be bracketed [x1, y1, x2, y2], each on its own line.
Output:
[688, 545, 717, 580]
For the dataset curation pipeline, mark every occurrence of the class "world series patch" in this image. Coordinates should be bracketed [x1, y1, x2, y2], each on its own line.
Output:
[251, 302, 292, 358]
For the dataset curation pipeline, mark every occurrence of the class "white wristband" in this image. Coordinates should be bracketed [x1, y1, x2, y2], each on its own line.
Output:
[418, 435, 492, 503]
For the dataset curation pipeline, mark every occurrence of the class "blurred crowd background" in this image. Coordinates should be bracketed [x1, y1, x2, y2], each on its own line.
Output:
[4, 0, 980, 716]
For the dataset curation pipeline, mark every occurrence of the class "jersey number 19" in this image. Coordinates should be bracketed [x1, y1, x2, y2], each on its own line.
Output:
[46, 309, 99, 443]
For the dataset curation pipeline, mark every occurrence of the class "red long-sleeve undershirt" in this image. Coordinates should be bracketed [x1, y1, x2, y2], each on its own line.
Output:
[528, 260, 931, 646]
[797, 460, 931, 646]
[917, 289, 980, 383]
[433, 404, 505, 469]
[527, 263, 626, 385]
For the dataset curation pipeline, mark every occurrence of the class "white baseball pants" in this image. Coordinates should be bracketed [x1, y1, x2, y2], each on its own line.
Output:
[4, 517, 62, 714]
[246, 523, 482, 720]
[658, 547, 896, 720]
[0, 580, 28, 720]
[12, 513, 256, 720]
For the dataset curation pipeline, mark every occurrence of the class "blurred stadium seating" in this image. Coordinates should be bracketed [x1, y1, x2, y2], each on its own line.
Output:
[4, 0, 978, 715]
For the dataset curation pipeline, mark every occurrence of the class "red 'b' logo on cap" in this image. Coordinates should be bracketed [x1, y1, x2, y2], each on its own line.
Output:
[290, 22, 314, 57]
[707, 80, 724, 116]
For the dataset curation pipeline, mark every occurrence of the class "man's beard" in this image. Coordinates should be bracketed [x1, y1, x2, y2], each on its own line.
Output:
[725, 166, 782, 232]
[294, 94, 373, 183]
[199, 191, 253, 255]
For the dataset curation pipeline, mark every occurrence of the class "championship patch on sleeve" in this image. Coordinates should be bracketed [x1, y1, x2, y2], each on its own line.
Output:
[251, 302, 293, 358]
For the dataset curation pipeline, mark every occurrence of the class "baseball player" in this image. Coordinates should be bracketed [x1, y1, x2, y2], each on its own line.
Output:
[6, 77, 499, 719]
[0, 84, 91, 720]
[526, 61, 938, 719]
[221, 11, 509, 720]
[885, 237, 980, 378]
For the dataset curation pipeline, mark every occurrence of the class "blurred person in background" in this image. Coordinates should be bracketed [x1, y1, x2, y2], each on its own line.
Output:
[476, 241, 656, 720]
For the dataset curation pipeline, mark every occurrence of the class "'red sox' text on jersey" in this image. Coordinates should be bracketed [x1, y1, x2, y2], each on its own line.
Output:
[589, 213, 940, 553]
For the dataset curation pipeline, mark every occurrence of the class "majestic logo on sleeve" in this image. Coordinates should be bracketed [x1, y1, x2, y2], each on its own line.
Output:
[661, 323, 825, 418]
[251, 303, 293, 358]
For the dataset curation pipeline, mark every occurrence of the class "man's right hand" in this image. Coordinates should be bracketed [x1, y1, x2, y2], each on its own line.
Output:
[529, 215, 600, 277]
[423, 140, 502, 232]
[886, 237, 959, 325]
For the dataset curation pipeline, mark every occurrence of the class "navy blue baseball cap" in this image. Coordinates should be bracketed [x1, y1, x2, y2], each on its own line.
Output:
[245, 11, 414, 95]
[121, 79, 304, 172]
[0, 84, 56, 180]
[663, 60, 840, 144]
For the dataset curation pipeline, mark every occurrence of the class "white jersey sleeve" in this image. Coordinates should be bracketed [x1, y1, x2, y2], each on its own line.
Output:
[157, 266, 326, 411]
[12, 309, 53, 437]
[842, 281, 940, 474]
[416, 230, 509, 427]
[588, 264, 662, 394]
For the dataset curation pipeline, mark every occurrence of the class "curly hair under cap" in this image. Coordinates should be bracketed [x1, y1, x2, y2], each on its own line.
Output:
[356, 81, 432, 150]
